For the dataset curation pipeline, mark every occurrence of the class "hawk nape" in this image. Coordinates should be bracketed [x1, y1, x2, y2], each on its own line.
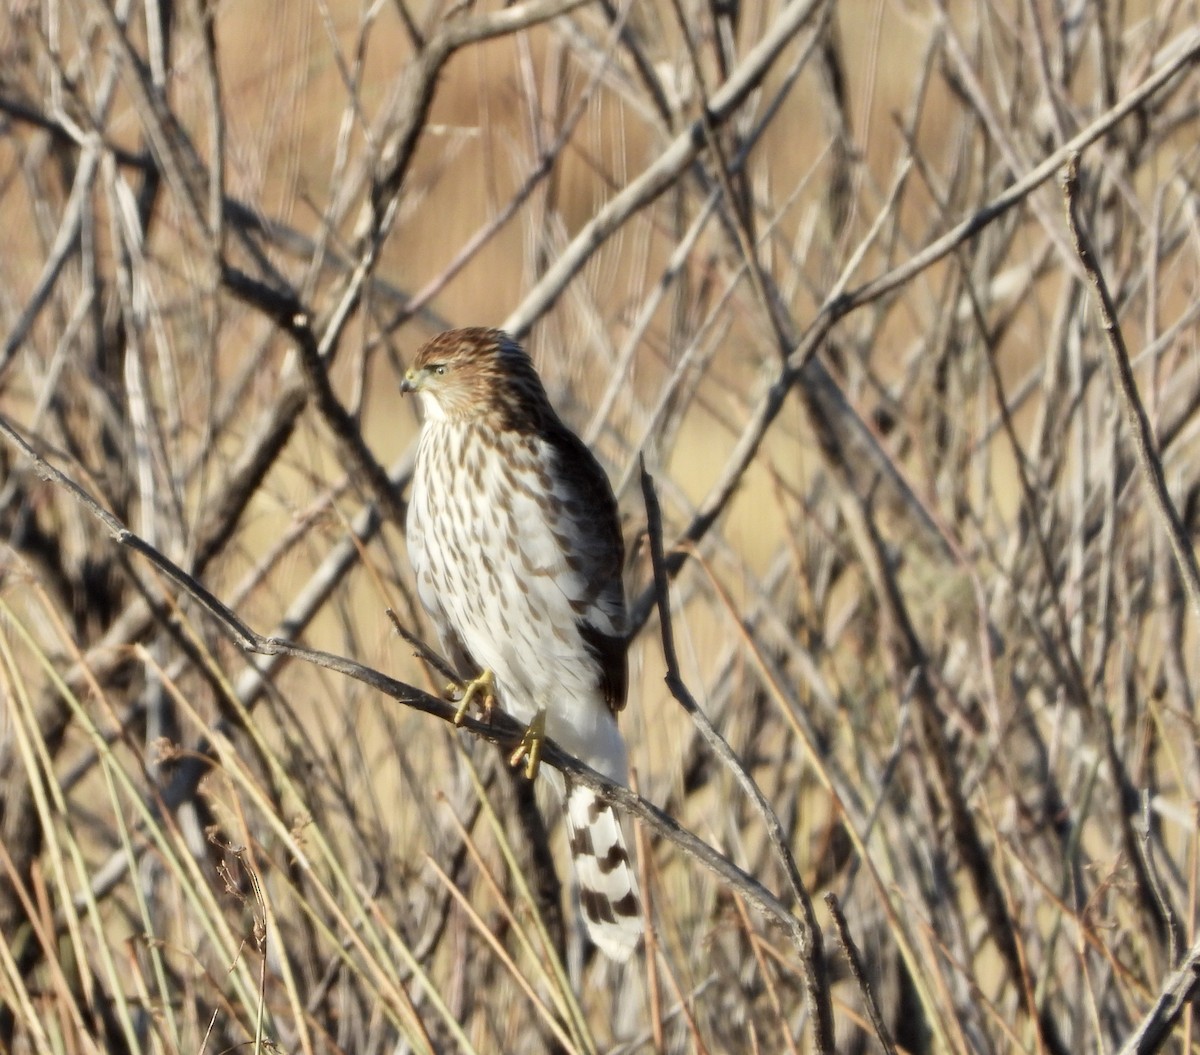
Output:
[401, 327, 642, 962]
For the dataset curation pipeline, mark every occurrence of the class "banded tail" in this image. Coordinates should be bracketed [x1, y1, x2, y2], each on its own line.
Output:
[564, 783, 642, 961]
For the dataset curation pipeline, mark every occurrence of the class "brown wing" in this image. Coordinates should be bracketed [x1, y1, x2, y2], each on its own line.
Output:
[544, 417, 629, 715]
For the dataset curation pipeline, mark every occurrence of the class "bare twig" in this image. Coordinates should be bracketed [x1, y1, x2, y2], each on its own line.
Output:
[824, 892, 898, 1055]
[387, 609, 459, 688]
[1116, 934, 1200, 1055]
[1062, 153, 1200, 620]
[639, 459, 836, 1055]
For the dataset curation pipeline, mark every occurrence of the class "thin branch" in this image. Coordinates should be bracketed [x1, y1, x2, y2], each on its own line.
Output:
[1116, 934, 1200, 1055]
[387, 609, 459, 687]
[824, 892, 898, 1055]
[1062, 153, 1200, 621]
[639, 459, 836, 1055]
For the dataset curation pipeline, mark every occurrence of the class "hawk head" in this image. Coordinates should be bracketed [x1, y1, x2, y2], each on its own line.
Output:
[401, 327, 549, 429]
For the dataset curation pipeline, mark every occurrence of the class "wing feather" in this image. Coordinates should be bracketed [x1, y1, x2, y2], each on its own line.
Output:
[543, 418, 628, 714]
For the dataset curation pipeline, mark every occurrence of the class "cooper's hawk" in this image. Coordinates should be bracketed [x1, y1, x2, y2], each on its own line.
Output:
[401, 327, 642, 961]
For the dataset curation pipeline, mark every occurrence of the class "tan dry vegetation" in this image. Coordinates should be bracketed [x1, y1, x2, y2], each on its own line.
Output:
[2, 1, 1200, 1053]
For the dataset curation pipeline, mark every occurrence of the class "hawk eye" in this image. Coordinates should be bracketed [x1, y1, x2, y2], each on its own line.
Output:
[431, 364, 447, 376]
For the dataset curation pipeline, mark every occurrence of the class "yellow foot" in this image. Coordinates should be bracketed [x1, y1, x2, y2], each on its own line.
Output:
[451, 670, 496, 726]
[508, 708, 546, 780]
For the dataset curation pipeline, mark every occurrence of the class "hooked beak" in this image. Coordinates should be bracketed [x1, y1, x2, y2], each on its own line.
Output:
[400, 368, 419, 395]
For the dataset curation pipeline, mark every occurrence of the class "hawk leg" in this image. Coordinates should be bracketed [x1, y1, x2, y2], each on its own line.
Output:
[508, 708, 546, 780]
[451, 669, 496, 726]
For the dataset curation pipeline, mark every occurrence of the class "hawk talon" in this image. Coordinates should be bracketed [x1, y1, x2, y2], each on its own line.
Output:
[452, 670, 496, 726]
[509, 708, 546, 780]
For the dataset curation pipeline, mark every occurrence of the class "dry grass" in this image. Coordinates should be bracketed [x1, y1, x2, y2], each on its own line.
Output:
[2, 1, 1200, 1052]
